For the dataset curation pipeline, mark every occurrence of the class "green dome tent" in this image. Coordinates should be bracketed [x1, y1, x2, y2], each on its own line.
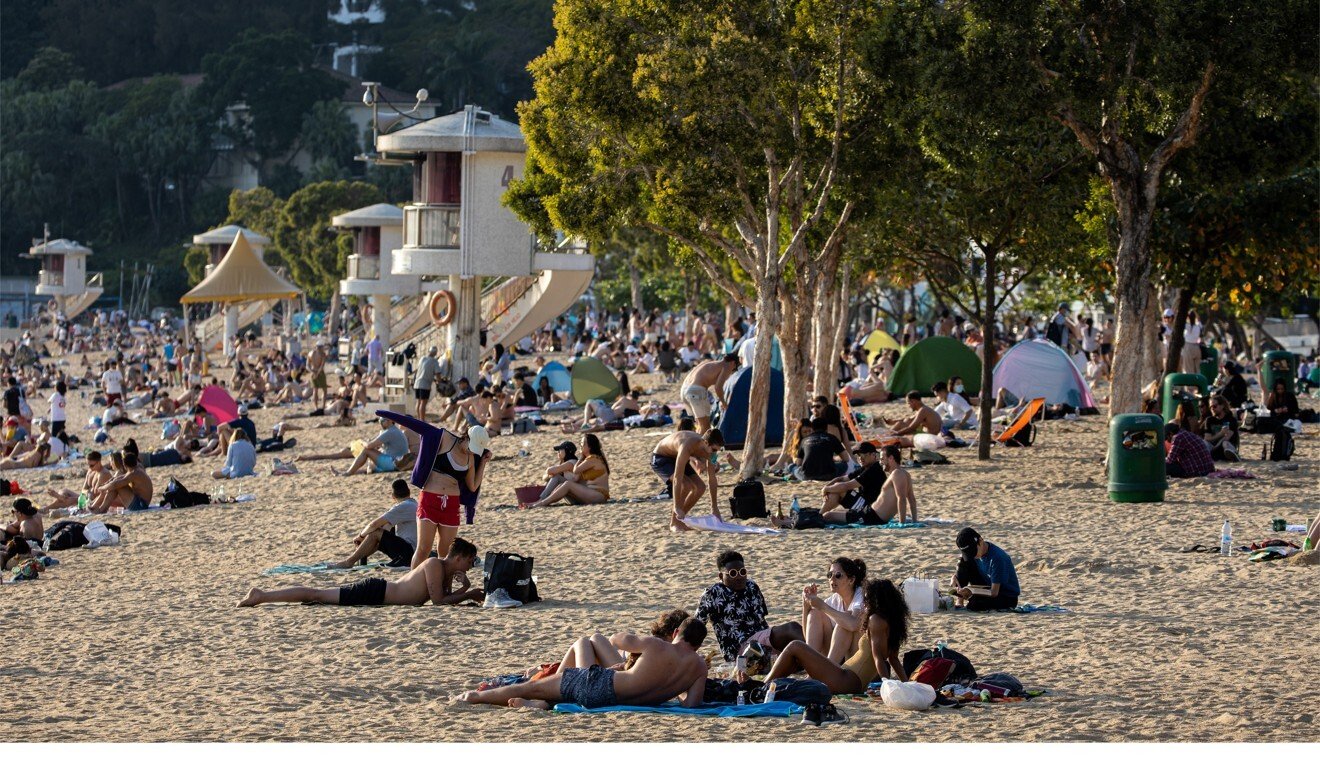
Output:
[887, 336, 981, 397]
[570, 355, 622, 405]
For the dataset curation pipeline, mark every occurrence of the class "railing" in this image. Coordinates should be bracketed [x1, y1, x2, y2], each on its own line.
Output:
[88, 272, 103, 289]
[347, 254, 381, 281]
[403, 204, 461, 249]
[38, 270, 64, 287]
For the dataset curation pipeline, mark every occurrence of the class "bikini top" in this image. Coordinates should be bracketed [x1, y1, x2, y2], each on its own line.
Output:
[379, 410, 468, 490]
[432, 445, 469, 479]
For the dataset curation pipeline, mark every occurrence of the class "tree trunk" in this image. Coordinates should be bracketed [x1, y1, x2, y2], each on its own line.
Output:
[1162, 274, 1198, 376]
[1108, 183, 1160, 416]
[628, 258, 643, 310]
[830, 268, 852, 388]
[741, 271, 780, 478]
[780, 284, 812, 443]
[977, 250, 997, 460]
[812, 271, 838, 397]
[327, 290, 341, 342]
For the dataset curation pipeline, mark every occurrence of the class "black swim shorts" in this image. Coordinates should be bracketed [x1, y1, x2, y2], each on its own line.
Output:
[377, 530, 415, 567]
[339, 577, 388, 606]
[414, 388, 431, 401]
[650, 453, 698, 481]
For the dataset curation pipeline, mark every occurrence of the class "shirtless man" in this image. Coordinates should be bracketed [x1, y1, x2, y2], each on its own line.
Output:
[453, 388, 495, 433]
[650, 429, 723, 532]
[883, 391, 941, 446]
[237, 539, 484, 608]
[308, 342, 328, 412]
[45, 450, 112, 509]
[872, 445, 917, 523]
[455, 617, 709, 710]
[92, 452, 154, 511]
[681, 354, 739, 433]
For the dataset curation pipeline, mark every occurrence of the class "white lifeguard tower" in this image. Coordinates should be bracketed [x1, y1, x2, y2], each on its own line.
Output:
[24, 236, 103, 319]
[373, 104, 594, 385]
[181, 232, 302, 357]
[334, 203, 437, 348]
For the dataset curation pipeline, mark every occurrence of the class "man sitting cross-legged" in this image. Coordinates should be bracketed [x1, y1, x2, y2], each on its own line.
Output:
[236, 538, 484, 608]
[327, 479, 419, 569]
[455, 618, 709, 710]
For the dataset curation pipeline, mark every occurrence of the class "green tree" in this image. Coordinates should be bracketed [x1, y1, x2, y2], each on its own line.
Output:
[302, 100, 359, 173]
[223, 187, 287, 265]
[990, 0, 1315, 415]
[275, 181, 385, 300]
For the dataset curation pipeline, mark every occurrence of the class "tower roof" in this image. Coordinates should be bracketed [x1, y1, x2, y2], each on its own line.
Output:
[28, 238, 92, 257]
[193, 224, 270, 247]
[181, 232, 301, 304]
[331, 203, 404, 228]
[377, 105, 525, 154]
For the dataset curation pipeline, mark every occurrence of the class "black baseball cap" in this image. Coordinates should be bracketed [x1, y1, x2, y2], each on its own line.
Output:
[956, 527, 982, 558]
[853, 442, 878, 455]
[553, 441, 577, 454]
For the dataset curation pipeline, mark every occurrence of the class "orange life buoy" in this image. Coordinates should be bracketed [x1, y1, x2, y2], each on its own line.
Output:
[429, 290, 456, 327]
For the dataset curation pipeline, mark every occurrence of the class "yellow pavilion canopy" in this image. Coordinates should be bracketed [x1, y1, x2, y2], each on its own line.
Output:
[181, 232, 302, 304]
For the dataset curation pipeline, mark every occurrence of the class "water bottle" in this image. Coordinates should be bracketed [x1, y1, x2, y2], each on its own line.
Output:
[765, 680, 777, 702]
[737, 691, 746, 706]
[1219, 520, 1232, 556]
[790, 495, 801, 515]
[77, 491, 88, 510]
[518, 439, 530, 458]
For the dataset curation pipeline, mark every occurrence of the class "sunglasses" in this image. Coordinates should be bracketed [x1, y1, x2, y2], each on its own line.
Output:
[827, 571, 845, 580]
[722, 567, 749, 578]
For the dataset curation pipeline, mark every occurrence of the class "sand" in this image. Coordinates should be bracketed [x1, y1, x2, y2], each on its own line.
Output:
[3, 361, 1316, 742]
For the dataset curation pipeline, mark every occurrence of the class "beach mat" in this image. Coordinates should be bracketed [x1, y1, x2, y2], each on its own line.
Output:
[1004, 604, 1071, 614]
[684, 515, 785, 536]
[825, 521, 927, 530]
[553, 701, 803, 718]
[261, 559, 405, 576]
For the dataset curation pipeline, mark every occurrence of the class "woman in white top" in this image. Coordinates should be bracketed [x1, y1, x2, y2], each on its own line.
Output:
[801, 556, 868, 664]
[1181, 310, 1203, 374]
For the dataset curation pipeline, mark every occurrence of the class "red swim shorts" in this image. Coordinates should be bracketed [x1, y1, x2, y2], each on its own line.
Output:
[418, 491, 461, 528]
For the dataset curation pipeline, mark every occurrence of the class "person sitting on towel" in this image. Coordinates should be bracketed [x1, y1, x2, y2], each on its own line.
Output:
[695, 550, 804, 663]
[818, 442, 888, 525]
[454, 617, 709, 710]
[950, 527, 1020, 611]
[1164, 422, 1214, 478]
[932, 380, 975, 431]
[237, 538, 483, 607]
[796, 418, 854, 481]
[327, 479, 420, 569]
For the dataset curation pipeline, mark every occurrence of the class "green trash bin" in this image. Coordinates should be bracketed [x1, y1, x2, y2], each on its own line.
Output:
[1161, 373, 1210, 423]
[1108, 414, 1168, 503]
[1199, 345, 1219, 384]
[1261, 350, 1297, 395]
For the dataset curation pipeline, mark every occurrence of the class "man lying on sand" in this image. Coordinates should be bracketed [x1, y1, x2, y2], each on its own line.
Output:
[456, 617, 708, 710]
[650, 429, 723, 531]
[237, 538, 484, 607]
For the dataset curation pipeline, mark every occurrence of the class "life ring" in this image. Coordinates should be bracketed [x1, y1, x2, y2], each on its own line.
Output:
[429, 290, 456, 327]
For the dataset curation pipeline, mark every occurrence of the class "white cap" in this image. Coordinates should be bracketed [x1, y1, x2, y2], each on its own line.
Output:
[1163, 308, 1174, 317]
[237, 403, 249, 416]
[466, 425, 491, 456]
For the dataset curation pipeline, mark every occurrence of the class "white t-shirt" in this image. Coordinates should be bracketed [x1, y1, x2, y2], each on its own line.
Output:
[101, 369, 123, 395]
[938, 392, 975, 424]
[1186, 322, 1203, 346]
[826, 586, 865, 614]
[48, 392, 66, 422]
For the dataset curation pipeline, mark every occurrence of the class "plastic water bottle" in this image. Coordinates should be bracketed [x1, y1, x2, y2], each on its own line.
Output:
[765, 680, 777, 702]
[77, 492, 88, 510]
[790, 495, 801, 516]
[518, 440, 530, 458]
[737, 691, 746, 706]
[1220, 520, 1232, 556]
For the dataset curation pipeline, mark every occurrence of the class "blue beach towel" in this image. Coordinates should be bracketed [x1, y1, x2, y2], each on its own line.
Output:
[261, 560, 404, 576]
[1005, 604, 1071, 614]
[825, 521, 927, 530]
[553, 701, 803, 718]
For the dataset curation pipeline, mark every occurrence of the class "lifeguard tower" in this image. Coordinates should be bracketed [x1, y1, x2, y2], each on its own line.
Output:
[25, 235, 103, 319]
[181, 232, 302, 357]
[188, 225, 288, 355]
[371, 104, 594, 396]
[334, 203, 437, 349]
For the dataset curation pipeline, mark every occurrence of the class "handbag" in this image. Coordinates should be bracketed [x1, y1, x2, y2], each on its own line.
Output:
[483, 551, 541, 604]
[901, 576, 940, 614]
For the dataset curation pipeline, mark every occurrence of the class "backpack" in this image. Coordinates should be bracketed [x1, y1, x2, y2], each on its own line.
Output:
[750, 677, 833, 706]
[727, 480, 767, 519]
[483, 551, 541, 604]
[788, 506, 825, 529]
[913, 449, 950, 465]
[162, 477, 211, 509]
[1045, 320, 1065, 346]
[1004, 422, 1036, 448]
[903, 645, 977, 685]
[1269, 428, 1294, 461]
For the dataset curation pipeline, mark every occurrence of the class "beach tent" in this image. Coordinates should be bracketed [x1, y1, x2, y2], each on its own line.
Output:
[861, 329, 901, 359]
[718, 366, 785, 450]
[533, 361, 571, 395]
[993, 339, 1097, 410]
[180, 232, 301, 305]
[887, 336, 981, 396]
[198, 385, 239, 424]
[570, 356, 621, 405]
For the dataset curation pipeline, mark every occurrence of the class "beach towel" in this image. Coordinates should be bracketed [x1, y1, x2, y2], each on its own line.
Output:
[683, 515, 786, 536]
[1206, 468, 1257, 480]
[261, 560, 404, 576]
[1005, 604, 1071, 614]
[825, 521, 927, 530]
[553, 701, 802, 718]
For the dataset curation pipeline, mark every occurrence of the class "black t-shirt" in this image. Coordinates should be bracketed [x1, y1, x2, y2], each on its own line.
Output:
[798, 431, 845, 481]
[1203, 411, 1239, 446]
[515, 383, 538, 407]
[1221, 375, 1248, 408]
[3, 386, 19, 415]
[849, 462, 886, 503]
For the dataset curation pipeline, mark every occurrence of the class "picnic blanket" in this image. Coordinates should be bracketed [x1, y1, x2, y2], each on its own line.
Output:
[261, 559, 404, 576]
[553, 701, 803, 718]
[683, 515, 785, 536]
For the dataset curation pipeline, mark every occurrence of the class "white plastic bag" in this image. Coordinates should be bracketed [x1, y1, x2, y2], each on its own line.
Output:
[911, 433, 947, 451]
[902, 577, 940, 614]
[880, 678, 936, 711]
[82, 521, 119, 548]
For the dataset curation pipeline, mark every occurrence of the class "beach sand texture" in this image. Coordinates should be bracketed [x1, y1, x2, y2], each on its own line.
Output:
[3, 363, 1315, 742]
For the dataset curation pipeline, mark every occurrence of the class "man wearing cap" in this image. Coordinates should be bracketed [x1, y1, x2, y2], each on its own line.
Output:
[818, 442, 888, 525]
[952, 528, 1020, 611]
[413, 346, 442, 419]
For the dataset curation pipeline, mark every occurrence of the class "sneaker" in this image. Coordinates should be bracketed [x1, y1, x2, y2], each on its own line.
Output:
[800, 703, 823, 726]
[483, 588, 523, 609]
[817, 704, 849, 725]
[1223, 445, 1239, 462]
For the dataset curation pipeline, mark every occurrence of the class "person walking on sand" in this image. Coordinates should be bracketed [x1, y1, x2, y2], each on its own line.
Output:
[680, 354, 739, 433]
[308, 341, 329, 412]
[650, 429, 724, 531]
[237, 539, 484, 608]
[455, 618, 709, 710]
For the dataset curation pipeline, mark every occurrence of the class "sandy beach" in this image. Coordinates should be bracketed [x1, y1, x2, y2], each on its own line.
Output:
[3, 362, 1316, 742]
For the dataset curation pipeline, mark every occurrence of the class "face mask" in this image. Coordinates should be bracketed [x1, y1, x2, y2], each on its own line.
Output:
[954, 384, 965, 394]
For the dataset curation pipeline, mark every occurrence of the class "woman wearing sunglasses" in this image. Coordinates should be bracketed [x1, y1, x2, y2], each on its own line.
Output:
[765, 578, 910, 694]
[802, 557, 867, 663]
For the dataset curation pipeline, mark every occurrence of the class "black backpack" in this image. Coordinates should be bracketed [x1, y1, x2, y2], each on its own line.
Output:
[1004, 422, 1036, 448]
[903, 645, 978, 685]
[162, 477, 211, 509]
[483, 551, 541, 603]
[1269, 429, 1294, 461]
[44, 520, 123, 551]
[728, 480, 767, 519]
